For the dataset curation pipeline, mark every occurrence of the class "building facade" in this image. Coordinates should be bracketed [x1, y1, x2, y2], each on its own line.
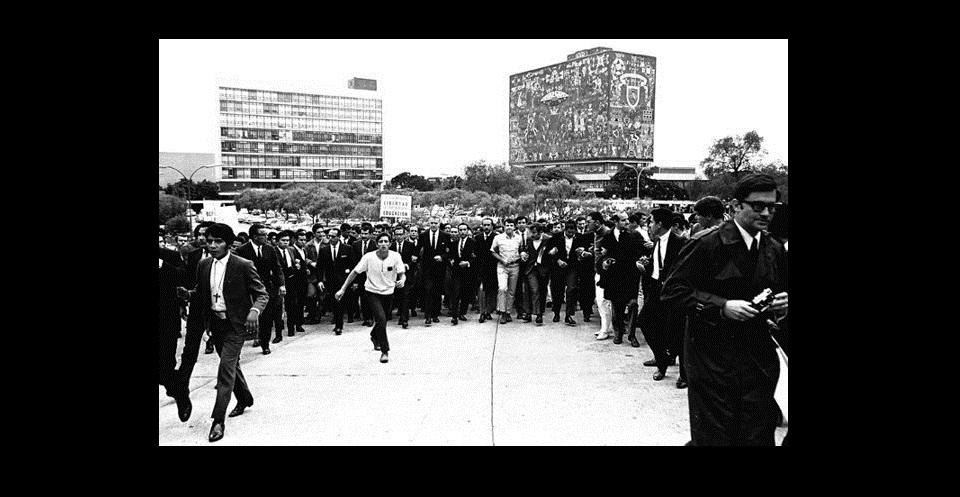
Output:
[509, 47, 656, 192]
[217, 80, 383, 194]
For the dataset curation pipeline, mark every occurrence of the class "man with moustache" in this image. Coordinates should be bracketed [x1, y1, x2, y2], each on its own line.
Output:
[318, 226, 355, 335]
[417, 217, 450, 327]
[390, 225, 416, 329]
[473, 218, 499, 323]
[520, 223, 552, 324]
[447, 223, 476, 325]
[236, 223, 285, 354]
[662, 174, 788, 446]
[277, 230, 307, 337]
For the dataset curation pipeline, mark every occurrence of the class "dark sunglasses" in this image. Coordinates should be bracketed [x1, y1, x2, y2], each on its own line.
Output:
[742, 200, 782, 213]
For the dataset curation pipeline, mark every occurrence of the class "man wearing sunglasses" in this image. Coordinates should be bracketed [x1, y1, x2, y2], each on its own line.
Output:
[662, 174, 788, 446]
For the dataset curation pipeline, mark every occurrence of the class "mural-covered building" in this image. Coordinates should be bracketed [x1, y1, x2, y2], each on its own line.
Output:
[509, 47, 656, 192]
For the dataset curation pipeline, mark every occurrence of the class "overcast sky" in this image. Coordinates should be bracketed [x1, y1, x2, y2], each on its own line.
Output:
[159, 39, 787, 178]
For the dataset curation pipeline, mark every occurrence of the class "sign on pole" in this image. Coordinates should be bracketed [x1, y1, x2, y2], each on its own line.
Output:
[380, 194, 412, 220]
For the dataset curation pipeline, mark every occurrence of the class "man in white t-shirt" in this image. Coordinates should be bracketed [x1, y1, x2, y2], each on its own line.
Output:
[335, 233, 406, 363]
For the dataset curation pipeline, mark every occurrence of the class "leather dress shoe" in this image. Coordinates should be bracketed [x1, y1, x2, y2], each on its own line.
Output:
[432, 317, 440, 323]
[363, 320, 374, 327]
[628, 336, 640, 348]
[262, 348, 271, 355]
[478, 314, 486, 323]
[296, 326, 306, 333]
[553, 314, 560, 323]
[424, 319, 432, 327]
[451, 318, 458, 325]
[271, 336, 282, 344]
[334, 328, 342, 335]
[458, 314, 468, 321]
[583, 315, 591, 322]
[176, 394, 192, 422]
[372, 336, 380, 351]
[287, 331, 295, 337]
[613, 333, 623, 345]
[228, 398, 253, 417]
[499, 313, 511, 324]
[252, 339, 260, 348]
[401, 321, 409, 329]
[379, 352, 389, 363]
[347, 317, 354, 323]
[522, 315, 532, 323]
[676, 378, 688, 389]
[535, 315, 543, 325]
[653, 370, 666, 381]
[204, 345, 214, 354]
[565, 315, 577, 326]
[209, 421, 225, 443]
[643, 359, 658, 367]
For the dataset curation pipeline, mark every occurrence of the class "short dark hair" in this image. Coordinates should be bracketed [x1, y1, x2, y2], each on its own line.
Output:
[394, 225, 406, 232]
[588, 211, 604, 223]
[516, 215, 529, 223]
[672, 213, 689, 229]
[694, 196, 726, 219]
[278, 230, 295, 239]
[194, 221, 214, 237]
[734, 173, 780, 202]
[249, 223, 265, 237]
[650, 208, 675, 228]
[503, 218, 516, 226]
[628, 213, 644, 225]
[206, 223, 236, 244]
[267, 232, 278, 240]
[537, 218, 549, 224]
[576, 216, 586, 223]
[360, 222, 373, 232]
[340, 223, 351, 233]
[236, 232, 249, 243]
[458, 222, 469, 230]
[376, 233, 391, 243]
[564, 220, 577, 231]
[529, 223, 543, 234]
[312, 223, 325, 233]
[295, 229, 307, 237]
[327, 227, 340, 237]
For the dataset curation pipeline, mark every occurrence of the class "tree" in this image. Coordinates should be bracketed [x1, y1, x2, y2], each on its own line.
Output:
[478, 193, 518, 219]
[463, 160, 534, 197]
[390, 172, 434, 191]
[165, 215, 191, 233]
[159, 193, 187, 224]
[539, 180, 587, 218]
[165, 179, 220, 200]
[531, 166, 578, 184]
[441, 175, 464, 190]
[701, 130, 766, 180]
[685, 160, 787, 202]
[602, 167, 688, 200]
[320, 197, 356, 222]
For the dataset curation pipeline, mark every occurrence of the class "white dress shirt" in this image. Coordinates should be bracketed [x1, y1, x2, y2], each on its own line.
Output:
[651, 230, 671, 281]
[210, 255, 229, 312]
[533, 239, 543, 264]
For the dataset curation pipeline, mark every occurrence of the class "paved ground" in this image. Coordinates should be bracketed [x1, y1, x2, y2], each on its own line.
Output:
[159, 310, 787, 446]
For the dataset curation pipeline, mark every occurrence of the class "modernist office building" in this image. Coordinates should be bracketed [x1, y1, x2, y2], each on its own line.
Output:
[509, 47, 660, 193]
[217, 78, 382, 194]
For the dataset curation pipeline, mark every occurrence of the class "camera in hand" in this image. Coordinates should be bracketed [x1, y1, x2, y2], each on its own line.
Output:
[750, 288, 776, 312]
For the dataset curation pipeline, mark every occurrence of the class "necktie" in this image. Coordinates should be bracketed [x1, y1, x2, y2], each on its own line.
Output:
[257, 245, 262, 259]
[750, 237, 759, 262]
[283, 249, 288, 267]
[521, 232, 525, 247]
[459, 239, 464, 258]
[653, 239, 662, 280]
[399, 240, 403, 254]
[432, 232, 436, 250]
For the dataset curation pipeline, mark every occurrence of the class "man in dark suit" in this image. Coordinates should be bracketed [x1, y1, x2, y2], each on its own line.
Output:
[351, 223, 377, 327]
[390, 225, 417, 329]
[177, 223, 269, 443]
[159, 240, 191, 422]
[236, 223, 285, 354]
[473, 218, 498, 323]
[638, 208, 686, 383]
[575, 217, 596, 322]
[317, 226, 355, 335]
[447, 222, 476, 325]
[417, 217, 450, 327]
[290, 230, 311, 332]
[513, 216, 532, 320]
[662, 174, 788, 445]
[520, 223, 552, 324]
[597, 213, 645, 346]
[304, 223, 327, 324]
[545, 220, 583, 326]
[277, 230, 307, 337]
[182, 222, 215, 355]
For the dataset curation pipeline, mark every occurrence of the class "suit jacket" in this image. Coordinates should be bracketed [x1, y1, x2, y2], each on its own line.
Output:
[448, 236, 476, 275]
[545, 234, 585, 274]
[305, 241, 325, 283]
[473, 231, 498, 270]
[597, 228, 644, 301]
[279, 246, 308, 290]
[391, 238, 418, 273]
[236, 241, 285, 295]
[642, 231, 684, 296]
[418, 229, 450, 278]
[351, 239, 377, 285]
[159, 247, 186, 334]
[319, 242, 355, 289]
[522, 237, 553, 276]
[190, 254, 270, 333]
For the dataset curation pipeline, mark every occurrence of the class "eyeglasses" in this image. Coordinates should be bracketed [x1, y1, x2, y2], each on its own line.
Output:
[742, 200, 782, 213]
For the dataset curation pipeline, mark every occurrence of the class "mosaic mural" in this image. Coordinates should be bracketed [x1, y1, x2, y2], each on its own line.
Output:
[509, 51, 656, 164]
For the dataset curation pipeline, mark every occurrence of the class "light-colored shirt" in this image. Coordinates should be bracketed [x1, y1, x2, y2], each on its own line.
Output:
[564, 235, 574, 255]
[733, 219, 762, 252]
[651, 230, 671, 281]
[532, 239, 543, 264]
[491, 232, 522, 265]
[353, 250, 405, 295]
[210, 255, 229, 312]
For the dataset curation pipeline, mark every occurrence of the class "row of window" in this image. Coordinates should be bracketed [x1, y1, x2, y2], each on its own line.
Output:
[222, 154, 382, 169]
[219, 87, 381, 109]
[220, 100, 381, 121]
[221, 141, 381, 157]
[220, 127, 382, 144]
[222, 167, 382, 181]
[219, 114, 381, 134]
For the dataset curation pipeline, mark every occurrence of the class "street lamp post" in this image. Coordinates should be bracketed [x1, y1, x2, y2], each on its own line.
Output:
[159, 164, 218, 231]
[625, 163, 650, 200]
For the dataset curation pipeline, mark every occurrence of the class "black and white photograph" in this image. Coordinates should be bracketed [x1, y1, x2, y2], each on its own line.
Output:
[158, 38, 789, 446]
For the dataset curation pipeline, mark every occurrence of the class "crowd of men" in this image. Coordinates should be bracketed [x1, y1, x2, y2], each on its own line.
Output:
[159, 173, 789, 445]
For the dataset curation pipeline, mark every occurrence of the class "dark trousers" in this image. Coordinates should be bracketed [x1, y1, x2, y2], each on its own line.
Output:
[210, 317, 253, 422]
[158, 329, 180, 398]
[444, 269, 454, 311]
[366, 292, 393, 353]
[422, 271, 444, 319]
[611, 297, 639, 337]
[639, 282, 682, 376]
[477, 265, 498, 315]
[258, 293, 282, 344]
[577, 268, 596, 316]
[524, 266, 549, 316]
[329, 286, 349, 329]
[515, 266, 529, 316]
[397, 269, 418, 323]
[285, 286, 306, 331]
[177, 299, 207, 396]
[272, 295, 284, 336]
[550, 268, 579, 316]
[449, 268, 474, 318]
